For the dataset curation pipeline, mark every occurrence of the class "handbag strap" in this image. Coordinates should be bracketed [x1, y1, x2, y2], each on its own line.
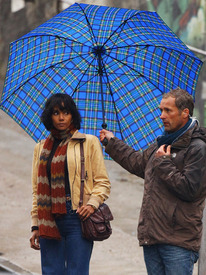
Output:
[79, 141, 85, 207]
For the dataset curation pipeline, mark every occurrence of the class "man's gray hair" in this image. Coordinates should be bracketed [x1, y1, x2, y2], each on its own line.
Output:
[162, 88, 194, 116]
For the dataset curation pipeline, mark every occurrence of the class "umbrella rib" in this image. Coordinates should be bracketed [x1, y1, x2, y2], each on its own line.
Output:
[108, 44, 198, 60]
[0, 52, 94, 105]
[108, 45, 148, 50]
[71, 71, 101, 95]
[102, 10, 178, 48]
[77, 3, 98, 45]
[104, 52, 164, 94]
[101, 11, 197, 61]
[105, 45, 148, 62]
[55, 35, 90, 51]
[101, 60, 124, 140]
[102, 12, 141, 47]
[13, 34, 88, 47]
[71, 56, 97, 96]
[102, 20, 127, 60]
[14, 34, 195, 60]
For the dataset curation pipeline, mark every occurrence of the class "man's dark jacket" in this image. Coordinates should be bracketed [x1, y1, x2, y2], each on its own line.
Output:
[106, 124, 206, 252]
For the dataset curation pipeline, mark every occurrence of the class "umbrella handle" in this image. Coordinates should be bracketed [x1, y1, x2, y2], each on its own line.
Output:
[102, 137, 108, 146]
[101, 123, 108, 146]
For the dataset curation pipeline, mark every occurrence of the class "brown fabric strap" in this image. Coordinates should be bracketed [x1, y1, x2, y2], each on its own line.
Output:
[79, 141, 85, 207]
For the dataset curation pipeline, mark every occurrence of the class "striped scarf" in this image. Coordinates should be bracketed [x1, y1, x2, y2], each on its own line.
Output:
[37, 128, 75, 239]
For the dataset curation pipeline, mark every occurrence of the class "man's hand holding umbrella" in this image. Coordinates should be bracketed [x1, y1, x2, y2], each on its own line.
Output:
[100, 129, 115, 143]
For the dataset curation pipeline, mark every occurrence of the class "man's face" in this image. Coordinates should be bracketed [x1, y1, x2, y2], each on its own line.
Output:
[159, 96, 189, 133]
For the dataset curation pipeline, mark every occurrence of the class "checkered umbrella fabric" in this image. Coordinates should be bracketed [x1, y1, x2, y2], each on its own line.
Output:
[0, 3, 202, 153]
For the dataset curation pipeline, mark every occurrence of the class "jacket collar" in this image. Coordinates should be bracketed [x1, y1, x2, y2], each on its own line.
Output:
[172, 123, 203, 149]
[70, 130, 86, 141]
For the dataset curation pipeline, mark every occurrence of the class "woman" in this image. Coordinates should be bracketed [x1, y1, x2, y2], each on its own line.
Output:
[30, 93, 111, 275]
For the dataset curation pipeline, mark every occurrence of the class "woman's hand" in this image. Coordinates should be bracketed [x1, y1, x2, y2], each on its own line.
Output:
[30, 230, 40, 250]
[76, 205, 95, 221]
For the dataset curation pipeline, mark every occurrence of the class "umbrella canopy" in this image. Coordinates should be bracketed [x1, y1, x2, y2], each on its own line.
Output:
[0, 3, 202, 152]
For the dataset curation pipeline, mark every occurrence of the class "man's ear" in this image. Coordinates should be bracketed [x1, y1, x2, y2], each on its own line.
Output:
[182, 108, 190, 119]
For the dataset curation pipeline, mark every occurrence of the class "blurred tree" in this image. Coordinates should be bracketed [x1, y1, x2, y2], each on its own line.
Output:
[0, 0, 58, 93]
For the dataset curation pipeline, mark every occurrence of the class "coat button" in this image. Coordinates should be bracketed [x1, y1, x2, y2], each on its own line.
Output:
[172, 153, 176, 158]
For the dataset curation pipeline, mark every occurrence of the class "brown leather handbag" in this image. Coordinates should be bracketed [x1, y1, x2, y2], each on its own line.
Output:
[79, 142, 113, 241]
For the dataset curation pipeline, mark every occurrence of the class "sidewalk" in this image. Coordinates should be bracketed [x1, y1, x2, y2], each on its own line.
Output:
[0, 110, 198, 274]
[0, 256, 32, 274]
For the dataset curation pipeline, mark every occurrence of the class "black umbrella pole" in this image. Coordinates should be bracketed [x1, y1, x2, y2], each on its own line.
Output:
[98, 53, 108, 146]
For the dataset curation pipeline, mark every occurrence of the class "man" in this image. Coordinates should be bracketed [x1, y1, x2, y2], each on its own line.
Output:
[100, 88, 206, 275]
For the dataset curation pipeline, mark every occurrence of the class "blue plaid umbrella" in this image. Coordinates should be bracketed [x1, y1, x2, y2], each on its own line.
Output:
[0, 3, 202, 152]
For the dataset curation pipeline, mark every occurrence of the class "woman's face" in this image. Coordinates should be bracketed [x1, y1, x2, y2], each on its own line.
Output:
[51, 106, 73, 131]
